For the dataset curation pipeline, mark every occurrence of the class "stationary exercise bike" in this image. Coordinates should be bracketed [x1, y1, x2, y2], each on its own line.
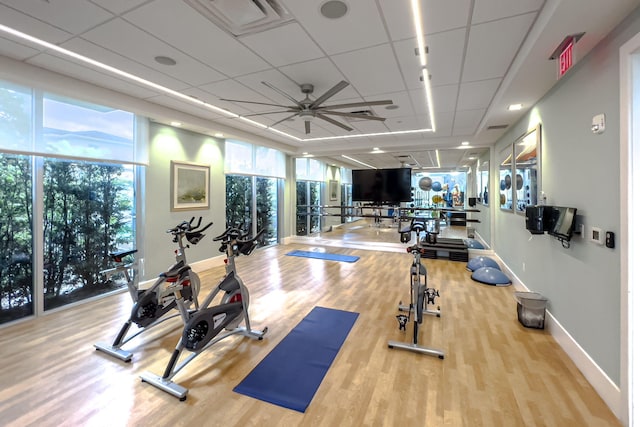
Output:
[140, 226, 268, 400]
[94, 217, 211, 362]
[388, 218, 444, 359]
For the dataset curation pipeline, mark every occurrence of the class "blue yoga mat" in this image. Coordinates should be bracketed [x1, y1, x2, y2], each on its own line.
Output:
[234, 306, 359, 412]
[285, 250, 359, 263]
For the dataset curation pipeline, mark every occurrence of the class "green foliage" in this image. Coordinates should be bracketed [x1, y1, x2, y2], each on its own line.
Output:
[42, 160, 133, 310]
[226, 175, 278, 246]
[0, 155, 33, 321]
[0, 154, 135, 322]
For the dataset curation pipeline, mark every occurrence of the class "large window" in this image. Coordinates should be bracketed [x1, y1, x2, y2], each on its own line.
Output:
[225, 140, 283, 245]
[43, 160, 135, 311]
[0, 80, 139, 325]
[295, 158, 324, 236]
[0, 154, 33, 323]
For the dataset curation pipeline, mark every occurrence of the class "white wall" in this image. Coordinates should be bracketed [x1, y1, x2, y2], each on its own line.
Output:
[490, 7, 640, 412]
[142, 123, 225, 280]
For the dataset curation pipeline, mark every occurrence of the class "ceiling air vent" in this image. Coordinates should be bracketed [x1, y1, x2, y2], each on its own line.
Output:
[344, 110, 375, 122]
[184, 0, 293, 37]
[487, 124, 509, 130]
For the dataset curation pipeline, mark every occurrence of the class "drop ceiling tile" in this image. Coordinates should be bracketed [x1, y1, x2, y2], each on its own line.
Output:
[278, 58, 359, 101]
[431, 84, 459, 114]
[27, 53, 159, 98]
[350, 119, 389, 134]
[90, 0, 150, 15]
[180, 87, 253, 116]
[0, 4, 73, 44]
[432, 111, 454, 137]
[367, 91, 414, 118]
[472, 0, 545, 24]
[234, 69, 301, 105]
[0, 36, 41, 60]
[197, 79, 281, 113]
[81, 18, 226, 86]
[332, 44, 405, 96]
[462, 13, 537, 82]
[124, 0, 271, 77]
[457, 78, 500, 110]
[145, 94, 227, 120]
[384, 115, 426, 131]
[380, 0, 472, 40]
[281, 0, 388, 55]
[239, 22, 324, 67]
[0, 0, 113, 34]
[394, 28, 466, 90]
[61, 37, 191, 91]
[453, 108, 485, 130]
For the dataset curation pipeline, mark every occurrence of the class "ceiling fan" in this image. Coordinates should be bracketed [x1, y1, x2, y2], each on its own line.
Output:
[220, 80, 393, 134]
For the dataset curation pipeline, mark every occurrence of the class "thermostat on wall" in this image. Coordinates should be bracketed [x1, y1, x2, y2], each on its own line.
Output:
[589, 227, 604, 245]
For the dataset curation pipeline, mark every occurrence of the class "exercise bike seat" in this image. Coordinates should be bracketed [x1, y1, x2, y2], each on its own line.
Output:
[159, 262, 190, 279]
[109, 249, 137, 263]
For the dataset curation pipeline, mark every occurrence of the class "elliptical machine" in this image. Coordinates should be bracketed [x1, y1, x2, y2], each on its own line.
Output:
[388, 218, 444, 359]
[140, 226, 268, 400]
[94, 217, 211, 362]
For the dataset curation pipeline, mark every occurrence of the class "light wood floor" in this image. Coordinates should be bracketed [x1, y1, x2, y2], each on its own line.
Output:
[0, 239, 620, 426]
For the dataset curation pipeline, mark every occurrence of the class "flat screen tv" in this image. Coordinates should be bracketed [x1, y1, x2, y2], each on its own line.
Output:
[548, 206, 577, 241]
[351, 168, 412, 204]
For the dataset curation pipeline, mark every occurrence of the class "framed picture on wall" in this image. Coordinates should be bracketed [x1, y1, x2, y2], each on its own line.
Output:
[329, 180, 338, 201]
[171, 161, 210, 211]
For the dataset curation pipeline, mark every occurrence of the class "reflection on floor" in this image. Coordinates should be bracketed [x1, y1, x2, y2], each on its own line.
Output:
[294, 218, 469, 253]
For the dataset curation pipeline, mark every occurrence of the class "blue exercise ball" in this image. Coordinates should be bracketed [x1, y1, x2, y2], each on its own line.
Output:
[464, 239, 485, 249]
[432, 181, 442, 192]
[466, 256, 500, 272]
[500, 180, 506, 191]
[471, 267, 512, 286]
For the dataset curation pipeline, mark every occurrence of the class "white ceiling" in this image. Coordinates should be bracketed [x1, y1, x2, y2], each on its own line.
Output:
[0, 0, 637, 170]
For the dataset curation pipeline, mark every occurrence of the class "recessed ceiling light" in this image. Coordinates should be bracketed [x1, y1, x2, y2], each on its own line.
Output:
[508, 103, 523, 111]
[385, 105, 399, 110]
[461, 141, 470, 146]
[170, 121, 182, 127]
[214, 132, 224, 138]
[155, 55, 177, 66]
[320, 1, 348, 19]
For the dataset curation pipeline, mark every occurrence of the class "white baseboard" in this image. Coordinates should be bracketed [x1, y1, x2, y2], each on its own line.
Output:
[495, 254, 622, 419]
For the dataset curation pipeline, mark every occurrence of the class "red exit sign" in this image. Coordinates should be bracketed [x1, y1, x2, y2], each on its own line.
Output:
[558, 41, 574, 78]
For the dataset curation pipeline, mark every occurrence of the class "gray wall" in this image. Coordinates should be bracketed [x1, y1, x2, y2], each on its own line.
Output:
[491, 8, 640, 386]
[141, 123, 225, 280]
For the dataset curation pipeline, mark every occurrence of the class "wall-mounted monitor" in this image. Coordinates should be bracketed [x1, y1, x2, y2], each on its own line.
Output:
[548, 206, 577, 242]
[351, 168, 412, 204]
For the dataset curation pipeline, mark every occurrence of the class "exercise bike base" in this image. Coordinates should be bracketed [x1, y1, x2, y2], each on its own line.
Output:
[388, 340, 445, 359]
[94, 342, 133, 362]
[139, 372, 188, 401]
[398, 304, 441, 317]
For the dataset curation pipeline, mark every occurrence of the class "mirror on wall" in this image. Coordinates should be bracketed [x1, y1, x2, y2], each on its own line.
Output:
[478, 159, 489, 206]
[499, 145, 513, 211]
[514, 124, 541, 214]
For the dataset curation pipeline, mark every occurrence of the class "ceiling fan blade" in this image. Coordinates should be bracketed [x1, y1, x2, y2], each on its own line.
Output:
[262, 81, 303, 106]
[219, 98, 293, 109]
[316, 113, 353, 132]
[320, 110, 387, 121]
[305, 120, 311, 134]
[309, 80, 350, 109]
[319, 100, 394, 110]
[268, 112, 299, 128]
[241, 109, 298, 117]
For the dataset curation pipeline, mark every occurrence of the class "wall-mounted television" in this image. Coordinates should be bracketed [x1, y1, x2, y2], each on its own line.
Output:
[548, 206, 577, 242]
[351, 168, 412, 204]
